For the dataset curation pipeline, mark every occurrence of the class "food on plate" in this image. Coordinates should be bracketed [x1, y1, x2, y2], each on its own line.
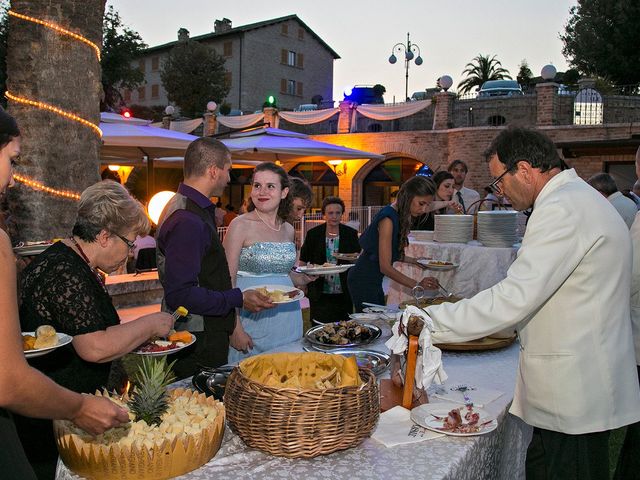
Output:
[254, 286, 298, 302]
[33, 324, 59, 349]
[136, 337, 190, 354]
[427, 260, 453, 266]
[305, 262, 334, 268]
[240, 352, 362, 389]
[400, 295, 462, 309]
[313, 320, 374, 345]
[436, 405, 489, 434]
[168, 331, 192, 343]
[54, 356, 225, 480]
[22, 334, 36, 351]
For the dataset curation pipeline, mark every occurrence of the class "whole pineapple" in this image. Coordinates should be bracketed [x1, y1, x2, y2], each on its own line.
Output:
[128, 356, 177, 426]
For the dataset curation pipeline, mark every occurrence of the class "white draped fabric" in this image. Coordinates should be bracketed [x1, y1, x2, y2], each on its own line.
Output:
[356, 99, 432, 121]
[169, 118, 203, 134]
[278, 108, 339, 125]
[216, 113, 265, 129]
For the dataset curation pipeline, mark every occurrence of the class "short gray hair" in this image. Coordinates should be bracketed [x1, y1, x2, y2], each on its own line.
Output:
[184, 137, 231, 178]
[72, 180, 150, 241]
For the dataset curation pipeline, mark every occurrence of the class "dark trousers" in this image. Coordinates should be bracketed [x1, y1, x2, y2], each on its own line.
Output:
[613, 366, 640, 480]
[0, 409, 37, 480]
[309, 292, 354, 323]
[526, 427, 610, 480]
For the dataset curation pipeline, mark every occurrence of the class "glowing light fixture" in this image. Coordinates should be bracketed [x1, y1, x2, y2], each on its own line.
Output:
[108, 165, 121, 172]
[148, 191, 175, 224]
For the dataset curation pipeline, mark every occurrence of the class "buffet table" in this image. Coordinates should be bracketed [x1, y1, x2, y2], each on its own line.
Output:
[387, 240, 519, 305]
[56, 320, 531, 480]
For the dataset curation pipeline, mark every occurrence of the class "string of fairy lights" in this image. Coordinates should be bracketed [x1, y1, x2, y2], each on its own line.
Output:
[6, 10, 103, 200]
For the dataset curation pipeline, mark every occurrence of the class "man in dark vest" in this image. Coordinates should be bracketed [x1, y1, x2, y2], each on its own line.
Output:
[157, 138, 273, 378]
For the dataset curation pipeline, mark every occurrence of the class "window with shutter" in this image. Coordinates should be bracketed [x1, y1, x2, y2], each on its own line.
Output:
[296, 81, 303, 96]
[287, 80, 296, 95]
[138, 59, 145, 72]
[297, 53, 304, 68]
[281, 49, 287, 64]
[280, 78, 287, 94]
[287, 51, 296, 66]
[281, 23, 288, 36]
[298, 28, 304, 40]
[137, 86, 146, 101]
[151, 84, 159, 98]
[223, 41, 233, 57]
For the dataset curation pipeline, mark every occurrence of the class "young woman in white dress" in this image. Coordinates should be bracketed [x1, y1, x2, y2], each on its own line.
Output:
[223, 162, 313, 362]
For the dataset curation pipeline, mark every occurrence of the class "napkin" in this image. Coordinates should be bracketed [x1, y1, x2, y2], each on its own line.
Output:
[371, 406, 444, 447]
[431, 385, 504, 408]
[385, 306, 448, 389]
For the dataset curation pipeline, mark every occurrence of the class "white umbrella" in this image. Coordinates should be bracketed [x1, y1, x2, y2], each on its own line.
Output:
[219, 127, 385, 162]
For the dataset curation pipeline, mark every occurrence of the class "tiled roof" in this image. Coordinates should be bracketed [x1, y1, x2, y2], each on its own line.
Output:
[142, 14, 340, 59]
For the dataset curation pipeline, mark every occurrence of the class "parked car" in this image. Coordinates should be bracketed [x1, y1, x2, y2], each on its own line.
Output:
[477, 80, 524, 98]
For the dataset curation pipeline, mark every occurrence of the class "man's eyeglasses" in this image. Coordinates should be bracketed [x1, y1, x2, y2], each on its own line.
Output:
[487, 167, 515, 195]
[115, 233, 135, 251]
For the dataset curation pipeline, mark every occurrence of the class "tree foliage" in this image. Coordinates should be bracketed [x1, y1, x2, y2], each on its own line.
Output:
[457, 54, 511, 94]
[160, 40, 229, 118]
[517, 59, 533, 89]
[101, 6, 147, 110]
[561, 0, 640, 86]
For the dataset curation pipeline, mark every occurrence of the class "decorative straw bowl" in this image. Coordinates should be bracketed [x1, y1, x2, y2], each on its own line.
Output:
[224, 366, 379, 457]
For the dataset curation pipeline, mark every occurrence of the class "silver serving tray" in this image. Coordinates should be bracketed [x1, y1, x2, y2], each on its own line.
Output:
[315, 348, 390, 377]
[304, 322, 382, 348]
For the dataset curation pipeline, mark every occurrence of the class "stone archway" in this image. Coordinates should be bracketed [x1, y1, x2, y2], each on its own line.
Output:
[352, 152, 428, 206]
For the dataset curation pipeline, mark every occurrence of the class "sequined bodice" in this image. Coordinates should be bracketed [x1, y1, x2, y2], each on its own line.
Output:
[238, 242, 296, 274]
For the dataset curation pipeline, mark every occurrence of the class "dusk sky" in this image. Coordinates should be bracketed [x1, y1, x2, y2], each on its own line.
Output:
[107, 0, 576, 103]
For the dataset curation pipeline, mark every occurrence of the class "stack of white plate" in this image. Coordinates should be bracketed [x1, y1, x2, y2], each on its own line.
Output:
[477, 211, 518, 247]
[409, 230, 434, 242]
[433, 215, 474, 243]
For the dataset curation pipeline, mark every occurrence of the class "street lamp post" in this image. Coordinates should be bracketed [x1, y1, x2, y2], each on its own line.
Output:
[388, 32, 423, 101]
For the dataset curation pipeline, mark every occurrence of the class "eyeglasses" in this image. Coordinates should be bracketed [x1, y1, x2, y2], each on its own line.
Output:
[114, 233, 135, 251]
[487, 167, 515, 195]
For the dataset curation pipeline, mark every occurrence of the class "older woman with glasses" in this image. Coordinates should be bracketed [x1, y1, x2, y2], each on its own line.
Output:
[16, 180, 173, 478]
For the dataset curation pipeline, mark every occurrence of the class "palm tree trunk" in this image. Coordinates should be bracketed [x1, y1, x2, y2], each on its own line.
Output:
[5, 0, 105, 241]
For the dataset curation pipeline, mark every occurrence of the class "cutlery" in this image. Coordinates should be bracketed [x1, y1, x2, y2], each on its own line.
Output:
[436, 281, 454, 299]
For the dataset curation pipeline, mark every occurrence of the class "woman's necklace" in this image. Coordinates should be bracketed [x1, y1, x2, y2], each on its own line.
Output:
[69, 236, 107, 290]
[254, 209, 281, 232]
[327, 228, 339, 237]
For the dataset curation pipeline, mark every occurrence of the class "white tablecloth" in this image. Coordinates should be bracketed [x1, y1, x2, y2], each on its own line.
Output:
[56, 321, 530, 480]
[387, 240, 518, 304]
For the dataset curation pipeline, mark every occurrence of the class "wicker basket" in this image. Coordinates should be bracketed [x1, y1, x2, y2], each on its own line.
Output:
[224, 366, 379, 458]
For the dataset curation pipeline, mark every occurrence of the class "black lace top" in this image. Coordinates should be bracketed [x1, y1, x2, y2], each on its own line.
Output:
[19, 241, 119, 393]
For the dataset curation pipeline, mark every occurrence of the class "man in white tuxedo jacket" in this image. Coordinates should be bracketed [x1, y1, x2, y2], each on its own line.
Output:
[426, 128, 640, 479]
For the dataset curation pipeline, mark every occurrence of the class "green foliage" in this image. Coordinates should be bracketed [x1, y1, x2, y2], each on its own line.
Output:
[372, 84, 386, 103]
[517, 60, 533, 88]
[101, 6, 147, 110]
[161, 40, 229, 118]
[561, 0, 640, 86]
[457, 54, 512, 94]
[129, 104, 165, 122]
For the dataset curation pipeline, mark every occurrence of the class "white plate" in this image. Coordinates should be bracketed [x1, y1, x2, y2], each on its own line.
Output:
[243, 284, 304, 303]
[417, 259, 458, 271]
[362, 306, 396, 314]
[296, 264, 353, 275]
[23, 332, 73, 358]
[13, 243, 52, 256]
[134, 334, 196, 356]
[410, 403, 498, 437]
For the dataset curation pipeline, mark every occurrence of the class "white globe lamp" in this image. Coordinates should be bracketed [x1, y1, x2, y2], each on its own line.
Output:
[148, 191, 175, 225]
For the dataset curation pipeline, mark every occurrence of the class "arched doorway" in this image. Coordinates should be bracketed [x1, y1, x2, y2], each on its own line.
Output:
[288, 162, 338, 211]
[361, 157, 427, 206]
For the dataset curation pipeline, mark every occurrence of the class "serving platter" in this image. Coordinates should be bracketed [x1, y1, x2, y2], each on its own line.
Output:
[191, 366, 234, 400]
[295, 264, 353, 275]
[319, 348, 390, 377]
[13, 242, 53, 256]
[434, 334, 517, 352]
[304, 321, 382, 348]
[410, 403, 498, 437]
[23, 332, 73, 358]
[133, 333, 196, 356]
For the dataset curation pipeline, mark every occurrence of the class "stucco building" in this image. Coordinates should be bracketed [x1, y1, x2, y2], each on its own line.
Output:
[125, 15, 338, 113]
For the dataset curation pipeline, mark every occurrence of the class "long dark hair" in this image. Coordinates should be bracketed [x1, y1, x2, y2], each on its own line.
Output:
[247, 162, 292, 222]
[395, 176, 436, 253]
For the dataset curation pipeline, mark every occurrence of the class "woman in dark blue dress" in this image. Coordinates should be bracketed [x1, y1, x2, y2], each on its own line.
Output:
[347, 176, 440, 312]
